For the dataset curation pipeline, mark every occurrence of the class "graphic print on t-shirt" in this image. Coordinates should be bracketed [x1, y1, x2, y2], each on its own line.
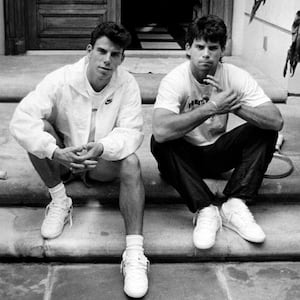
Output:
[183, 69, 228, 146]
[187, 83, 213, 110]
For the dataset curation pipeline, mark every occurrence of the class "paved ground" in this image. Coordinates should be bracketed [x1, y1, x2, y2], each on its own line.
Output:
[1, 262, 300, 300]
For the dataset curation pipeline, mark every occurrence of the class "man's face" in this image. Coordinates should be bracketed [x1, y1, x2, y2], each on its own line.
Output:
[87, 36, 124, 83]
[186, 38, 223, 76]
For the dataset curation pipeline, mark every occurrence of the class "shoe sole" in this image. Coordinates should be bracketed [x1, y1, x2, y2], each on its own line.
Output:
[220, 210, 265, 243]
[124, 286, 148, 299]
[41, 210, 72, 239]
[193, 221, 222, 249]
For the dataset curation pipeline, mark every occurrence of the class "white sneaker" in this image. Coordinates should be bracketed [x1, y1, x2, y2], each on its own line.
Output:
[193, 205, 222, 249]
[41, 197, 73, 239]
[120, 251, 150, 298]
[220, 198, 265, 243]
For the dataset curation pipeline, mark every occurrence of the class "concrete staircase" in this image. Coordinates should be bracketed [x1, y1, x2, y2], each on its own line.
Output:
[1, 100, 300, 262]
[0, 53, 300, 299]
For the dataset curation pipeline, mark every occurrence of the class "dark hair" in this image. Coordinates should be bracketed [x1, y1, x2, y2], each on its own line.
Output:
[186, 15, 227, 50]
[90, 22, 132, 49]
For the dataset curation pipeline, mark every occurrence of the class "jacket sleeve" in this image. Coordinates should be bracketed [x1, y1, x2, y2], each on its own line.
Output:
[9, 71, 61, 159]
[97, 76, 144, 161]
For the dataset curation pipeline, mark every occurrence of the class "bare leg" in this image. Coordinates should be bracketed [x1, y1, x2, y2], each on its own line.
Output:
[89, 155, 148, 298]
[28, 121, 72, 239]
[88, 153, 145, 235]
[119, 154, 145, 235]
[28, 120, 66, 188]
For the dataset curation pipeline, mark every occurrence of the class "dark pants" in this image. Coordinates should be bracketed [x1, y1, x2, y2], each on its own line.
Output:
[151, 123, 277, 213]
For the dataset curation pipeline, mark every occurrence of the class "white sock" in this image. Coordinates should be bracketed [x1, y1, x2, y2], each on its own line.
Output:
[125, 235, 144, 257]
[48, 182, 68, 203]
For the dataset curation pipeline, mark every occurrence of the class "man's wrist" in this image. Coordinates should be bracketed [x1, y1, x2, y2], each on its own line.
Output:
[51, 148, 59, 160]
[207, 100, 218, 116]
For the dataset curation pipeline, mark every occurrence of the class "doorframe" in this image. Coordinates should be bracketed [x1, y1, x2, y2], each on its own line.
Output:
[4, 0, 233, 55]
[4, 0, 122, 55]
[4, 0, 27, 54]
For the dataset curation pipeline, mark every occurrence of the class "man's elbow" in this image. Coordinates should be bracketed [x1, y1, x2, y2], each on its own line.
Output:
[274, 117, 284, 131]
[152, 126, 169, 143]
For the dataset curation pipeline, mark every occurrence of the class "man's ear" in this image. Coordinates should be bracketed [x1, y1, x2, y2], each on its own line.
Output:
[185, 43, 191, 58]
[86, 44, 93, 56]
[121, 52, 125, 63]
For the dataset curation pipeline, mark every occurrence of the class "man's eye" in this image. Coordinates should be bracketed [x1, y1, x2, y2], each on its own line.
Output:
[98, 49, 106, 54]
[112, 52, 121, 58]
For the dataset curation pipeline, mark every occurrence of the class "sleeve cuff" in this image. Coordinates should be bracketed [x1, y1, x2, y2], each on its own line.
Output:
[45, 143, 59, 160]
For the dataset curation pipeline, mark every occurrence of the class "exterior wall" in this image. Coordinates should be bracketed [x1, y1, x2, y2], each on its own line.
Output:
[232, 0, 299, 93]
[0, 0, 4, 55]
[232, 0, 245, 56]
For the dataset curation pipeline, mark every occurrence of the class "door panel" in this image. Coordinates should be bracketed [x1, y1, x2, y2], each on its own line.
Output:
[27, 0, 120, 50]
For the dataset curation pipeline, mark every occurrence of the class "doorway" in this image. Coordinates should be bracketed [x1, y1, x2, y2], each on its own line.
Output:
[121, 0, 233, 53]
[122, 0, 194, 50]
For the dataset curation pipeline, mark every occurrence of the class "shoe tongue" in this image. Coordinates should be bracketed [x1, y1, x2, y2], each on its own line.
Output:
[228, 199, 246, 208]
[202, 206, 216, 216]
[52, 198, 70, 207]
[126, 250, 144, 260]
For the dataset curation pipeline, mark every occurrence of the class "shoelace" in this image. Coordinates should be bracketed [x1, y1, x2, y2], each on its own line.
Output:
[193, 208, 222, 228]
[121, 255, 150, 276]
[227, 204, 255, 224]
[44, 202, 73, 227]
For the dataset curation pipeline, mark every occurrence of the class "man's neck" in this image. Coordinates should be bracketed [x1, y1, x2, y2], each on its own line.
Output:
[86, 67, 112, 93]
[89, 77, 110, 93]
[190, 64, 218, 84]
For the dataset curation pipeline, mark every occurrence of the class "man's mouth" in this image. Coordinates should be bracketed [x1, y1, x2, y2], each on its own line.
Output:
[200, 61, 212, 65]
[99, 66, 111, 71]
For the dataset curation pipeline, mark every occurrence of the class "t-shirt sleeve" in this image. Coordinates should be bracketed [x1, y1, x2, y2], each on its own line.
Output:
[154, 71, 186, 114]
[229, 65, 271, 107]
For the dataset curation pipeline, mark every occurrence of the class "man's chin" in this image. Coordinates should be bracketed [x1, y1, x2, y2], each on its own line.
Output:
[197, 66, 212, 74]
[97, 69, 112, 77]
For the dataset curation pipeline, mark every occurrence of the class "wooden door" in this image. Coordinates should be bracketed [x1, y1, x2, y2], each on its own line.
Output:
[27, 0, 121, 50]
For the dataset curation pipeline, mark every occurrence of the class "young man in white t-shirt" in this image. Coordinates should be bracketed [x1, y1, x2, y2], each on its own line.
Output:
[10, 22, 148, 299]
[151, 15, 283, 250]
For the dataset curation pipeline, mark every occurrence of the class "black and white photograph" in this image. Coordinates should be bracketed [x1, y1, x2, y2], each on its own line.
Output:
[0, 0, 300, 299]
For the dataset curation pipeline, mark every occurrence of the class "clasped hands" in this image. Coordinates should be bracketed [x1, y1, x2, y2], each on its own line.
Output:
[204, 75, 242, 114]
[52, 142, 103, 174]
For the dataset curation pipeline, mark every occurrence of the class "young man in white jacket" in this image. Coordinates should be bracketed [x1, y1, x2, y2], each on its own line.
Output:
[10, 22, 149, 299]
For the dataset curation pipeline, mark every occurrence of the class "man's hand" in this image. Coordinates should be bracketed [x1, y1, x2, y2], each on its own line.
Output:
[64, 142, 103, 174]
[52, 146, 87, 171]
[78, 142, 104, 161]
[204, 75, 242, 114]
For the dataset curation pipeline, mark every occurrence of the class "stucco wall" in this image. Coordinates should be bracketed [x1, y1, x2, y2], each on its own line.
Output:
[0, 0, 4, 55]
[232, 0, 299, 92]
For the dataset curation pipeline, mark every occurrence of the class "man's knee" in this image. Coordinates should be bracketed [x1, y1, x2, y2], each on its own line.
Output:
[151, 135, 172, 160]
[120, 154, 142, 181]
[257, 128, 278, 150]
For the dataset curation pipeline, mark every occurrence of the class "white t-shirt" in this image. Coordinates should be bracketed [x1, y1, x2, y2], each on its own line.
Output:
[154, 61, 271, 146]
[84, 64, 105, 143]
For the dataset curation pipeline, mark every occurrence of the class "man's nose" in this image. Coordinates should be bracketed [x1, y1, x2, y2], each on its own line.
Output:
[103, 52, 111, 63]
[202, 47, 210, 58]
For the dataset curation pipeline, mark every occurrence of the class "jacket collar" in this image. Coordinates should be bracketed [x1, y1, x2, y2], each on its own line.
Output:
[68, 56, 123, 98]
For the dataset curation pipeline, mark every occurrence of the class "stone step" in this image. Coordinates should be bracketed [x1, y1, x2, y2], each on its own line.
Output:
[0, 54, 287, 103]
[1, 203, 300, 261]
[0, 102, 300, 206]
[1, 262, 299, 299]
